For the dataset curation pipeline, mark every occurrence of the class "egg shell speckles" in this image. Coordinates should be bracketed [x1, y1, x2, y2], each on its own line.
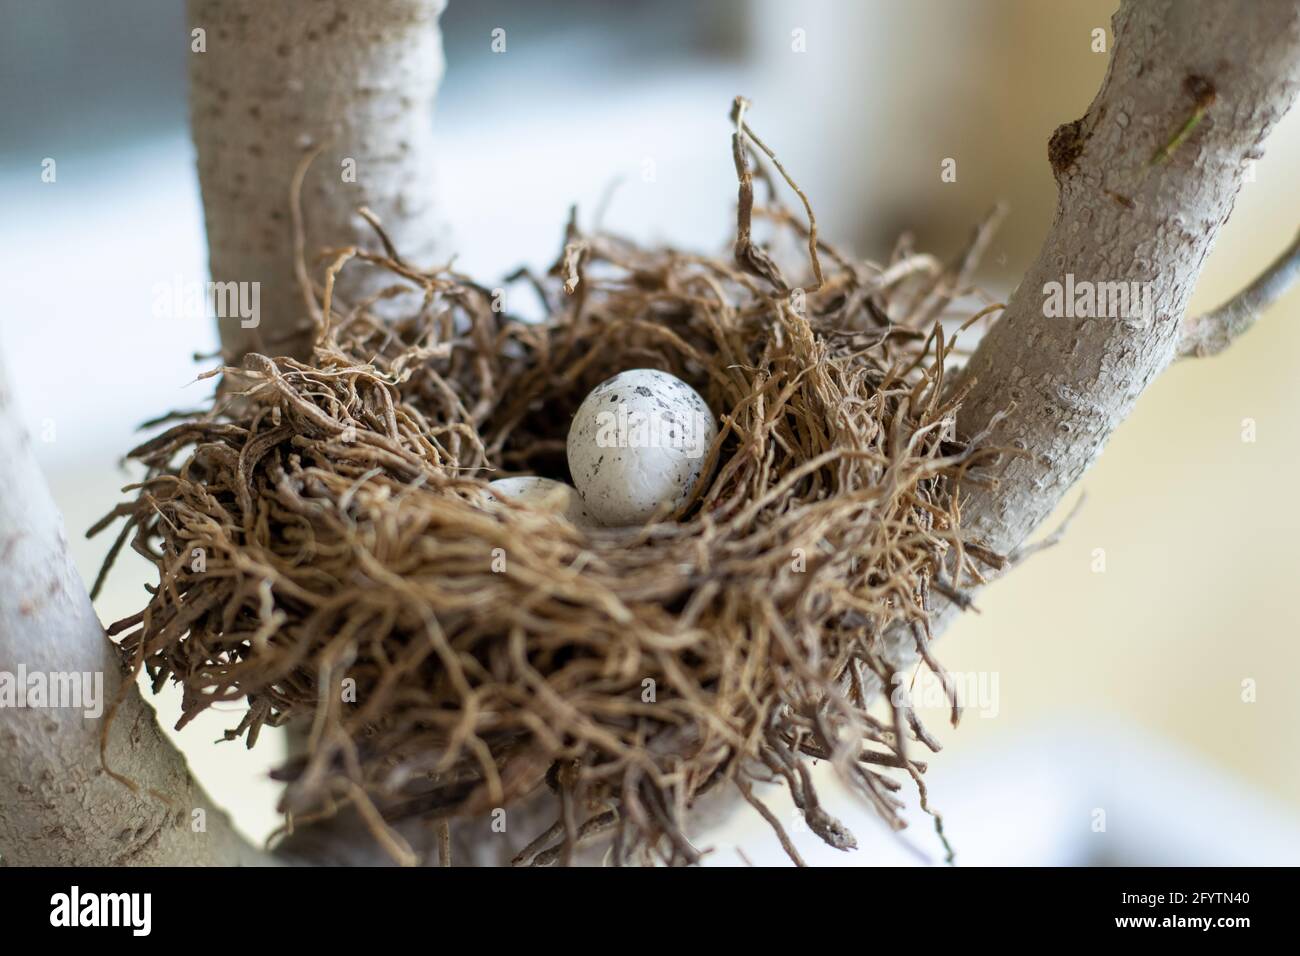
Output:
[487, 476, 600, 529]
[566, 368, 718, 526]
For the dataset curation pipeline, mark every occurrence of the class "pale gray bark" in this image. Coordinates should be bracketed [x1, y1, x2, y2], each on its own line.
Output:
[0, 349, 267, 866]
[879, 0, 1300, 678]
[959, 0, 1300, 560]
[1177, 228, 1300, 358]
[189, 0, 447, 361]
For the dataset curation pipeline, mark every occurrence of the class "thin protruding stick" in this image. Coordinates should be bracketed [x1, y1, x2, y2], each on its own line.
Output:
[1177, 228, 1300, 359]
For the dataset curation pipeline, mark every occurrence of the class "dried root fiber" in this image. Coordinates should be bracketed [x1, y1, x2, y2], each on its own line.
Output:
[93, 101, 1002, 866]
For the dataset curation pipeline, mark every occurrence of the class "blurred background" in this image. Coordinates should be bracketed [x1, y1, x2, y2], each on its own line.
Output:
[2, 0, 1298, 865]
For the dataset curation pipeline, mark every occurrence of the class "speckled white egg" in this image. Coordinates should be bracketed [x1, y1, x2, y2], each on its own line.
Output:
[487, 476, 600, 528]
[566, 368, 718, 526]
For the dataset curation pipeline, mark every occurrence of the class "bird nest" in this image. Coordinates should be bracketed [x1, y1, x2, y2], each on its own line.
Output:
[93, 102, 1000, 866]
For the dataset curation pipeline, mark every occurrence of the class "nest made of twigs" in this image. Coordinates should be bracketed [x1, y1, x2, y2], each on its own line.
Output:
[93, 101, 1001, 866]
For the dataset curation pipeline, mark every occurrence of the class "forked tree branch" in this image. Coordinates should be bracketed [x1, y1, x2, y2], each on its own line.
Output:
[1176, 228, 1300, 358]
[4, 0, 1299, 866]
[877, 0, 1300, 679]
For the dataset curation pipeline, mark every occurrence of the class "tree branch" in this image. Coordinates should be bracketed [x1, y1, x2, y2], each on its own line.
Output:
[188, 0, 448, 362]
[876, 0, 1300, 676]
[0, 348, 269, 866]
[1176, 227, 1300, 358]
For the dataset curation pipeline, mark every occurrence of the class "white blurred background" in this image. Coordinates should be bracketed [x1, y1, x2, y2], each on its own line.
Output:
[2, 0, 1298, 865]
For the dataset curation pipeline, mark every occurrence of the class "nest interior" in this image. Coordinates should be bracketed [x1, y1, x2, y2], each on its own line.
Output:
[93, 104, 999, 866]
